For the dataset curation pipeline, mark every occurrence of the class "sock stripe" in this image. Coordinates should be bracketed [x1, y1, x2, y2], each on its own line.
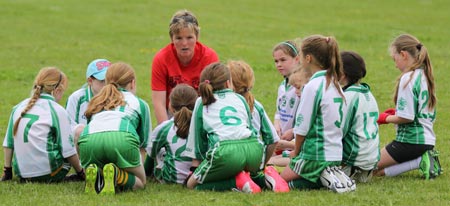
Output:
[116, 169, 129, 186]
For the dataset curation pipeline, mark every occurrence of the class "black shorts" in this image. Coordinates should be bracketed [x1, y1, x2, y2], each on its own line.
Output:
[385, 141, 434, 163]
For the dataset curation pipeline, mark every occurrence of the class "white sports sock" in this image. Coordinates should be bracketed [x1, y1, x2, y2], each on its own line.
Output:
[384, 157, 421, 177]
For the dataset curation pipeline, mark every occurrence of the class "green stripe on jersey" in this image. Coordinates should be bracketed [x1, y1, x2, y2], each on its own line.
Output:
[343, 96, 360, 165]
[193, 101, 207, 160]
[300, 80, 325, 160]
[5, 106, 17, 148]
[153, 122, 178, 183]
[48, 101, 64, 172]
[396, 72, 425, 144]
[137, 98, 151, 148]
[254, 101, 276, 145]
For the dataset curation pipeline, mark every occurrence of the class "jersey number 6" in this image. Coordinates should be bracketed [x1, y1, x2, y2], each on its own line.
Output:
[220, 106, 242, 126]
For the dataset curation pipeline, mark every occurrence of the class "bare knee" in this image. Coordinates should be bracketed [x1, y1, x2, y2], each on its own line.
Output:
[377, 148, 398, 171]
[133, 177, 146, 190]
[281, 166, 299, 182]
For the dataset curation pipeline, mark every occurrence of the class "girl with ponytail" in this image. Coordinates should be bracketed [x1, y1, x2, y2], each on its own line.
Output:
[184, 62, 264, 193]
[375, 34, 441, 180]
[2, 67, 84, 182]
[145, 84, 197, 184]
[280, 35, 354, 192]
[78, 62, 152, 194]
[227, 60, 289, 192]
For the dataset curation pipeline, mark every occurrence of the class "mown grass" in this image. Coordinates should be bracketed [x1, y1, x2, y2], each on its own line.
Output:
[0, 0, 449, 205]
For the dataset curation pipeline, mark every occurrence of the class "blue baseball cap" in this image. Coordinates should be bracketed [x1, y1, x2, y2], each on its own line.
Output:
[86, 59, 111, 80]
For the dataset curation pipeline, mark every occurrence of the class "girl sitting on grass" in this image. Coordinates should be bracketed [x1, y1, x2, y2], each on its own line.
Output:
[184, 62, 264, 193]
[2, 67, 84, 182]
[78, 62, 151, 194]
[146, 84, 197, 184]
[375, 34, 441, 180]
[340, 51, 380, 183]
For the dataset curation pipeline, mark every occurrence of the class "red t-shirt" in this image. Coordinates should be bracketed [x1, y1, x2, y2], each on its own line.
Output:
[151, 42, 219, 108]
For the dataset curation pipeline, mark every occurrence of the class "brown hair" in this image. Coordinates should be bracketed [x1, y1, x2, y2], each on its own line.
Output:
[13, 67, 68, 135]
[391, 34, 436, 109]
[227, 60, 255, 113]
[301, 35, 344, 97]
[341, 51, 366, 90]
[198, 62, 230, 106]
[272, 39, 301, 58]
[169, 10, 200, 38]
[85, 62, 135, 119]
[170, 84, 198, 139]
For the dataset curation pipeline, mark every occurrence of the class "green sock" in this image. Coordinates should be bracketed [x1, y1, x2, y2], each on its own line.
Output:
[289, 178, 322, 190]
[116, 168, 136, 191]
[144, 156, 154, 177]
[195, 178, 236, 191]
[250, 171, 268, 189]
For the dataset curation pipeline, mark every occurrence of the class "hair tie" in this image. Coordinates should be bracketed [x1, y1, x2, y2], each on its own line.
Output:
[416, 43, 423, 50]
[54, 73, 62, 89]
[281, 42, 299, 56]
[111, 82, 119, 88]
[204, 80, 210, 84]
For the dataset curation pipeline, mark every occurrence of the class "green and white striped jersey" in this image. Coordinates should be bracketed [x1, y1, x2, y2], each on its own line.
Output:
[146, 119, 191, 184]
[275, 78, 300, 134]
[80, 90, 152, 148]
[253, 100, 279, 146]
[184, 89, 255, 160]
[342, 83, 380, 170]
[396, 69, 436, 145]
[293, 70, 346, 161]
[3, 94, 77, 178]
[65, 86, 93, 125]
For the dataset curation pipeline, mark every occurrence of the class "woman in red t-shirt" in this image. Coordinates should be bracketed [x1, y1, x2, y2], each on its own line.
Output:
[151, 10, 219, 124]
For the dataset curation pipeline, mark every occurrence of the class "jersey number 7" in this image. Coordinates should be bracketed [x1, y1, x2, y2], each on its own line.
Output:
[22, 114, 39, 143]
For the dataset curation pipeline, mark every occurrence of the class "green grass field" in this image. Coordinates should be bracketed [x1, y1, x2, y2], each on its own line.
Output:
[1, 0, 449, 205]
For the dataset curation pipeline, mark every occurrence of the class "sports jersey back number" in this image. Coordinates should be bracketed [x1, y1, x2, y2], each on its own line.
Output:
[22, 114, 39, 143]
[333, 98, 344, 128]
[220, 106, 242, 126]
[363, 112, 378, 140]
[418, 91, 435, 120]
[172, 136, 191, 161]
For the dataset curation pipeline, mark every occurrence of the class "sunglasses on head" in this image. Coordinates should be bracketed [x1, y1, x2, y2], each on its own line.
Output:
[170, 14, 198, 26]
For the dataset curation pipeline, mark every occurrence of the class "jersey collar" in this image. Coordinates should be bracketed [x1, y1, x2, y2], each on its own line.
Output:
[40, 93, 55, 101]
[85, 86, 94, 101]
[310, 70, 326, 80]
[214, 88, 233, 94]
[283, 77, 291, 90]
[344, 83, 371, 93]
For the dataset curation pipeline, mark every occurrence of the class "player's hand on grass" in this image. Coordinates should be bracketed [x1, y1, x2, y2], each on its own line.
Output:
[1, 166, 12, 181]
[63, 169, 85, 182]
